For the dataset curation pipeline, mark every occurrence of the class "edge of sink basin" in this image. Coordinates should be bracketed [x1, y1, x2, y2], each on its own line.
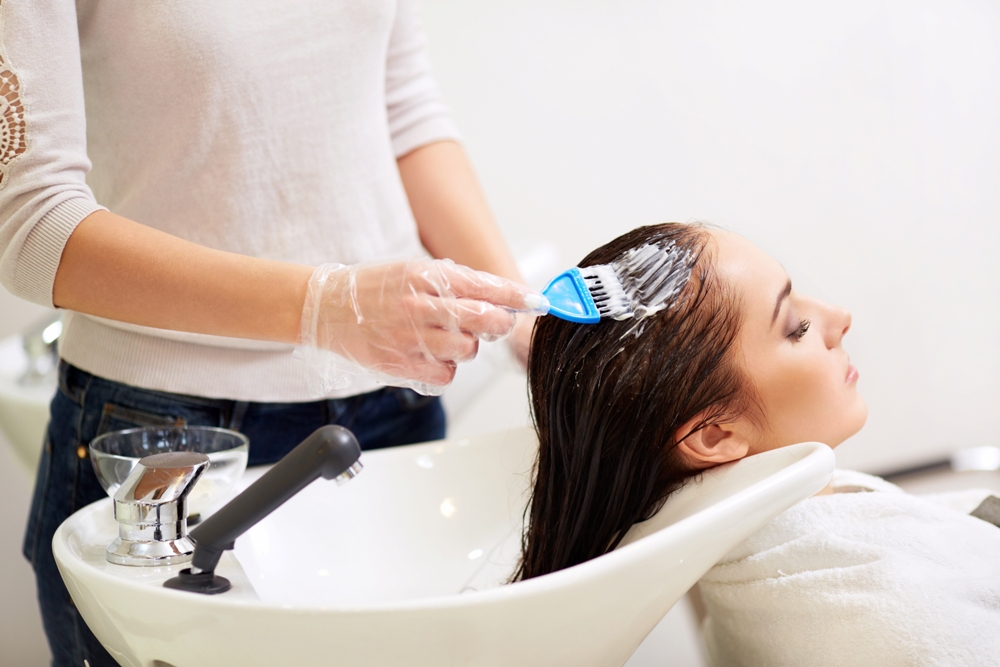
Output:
[54, 435, 833, 615]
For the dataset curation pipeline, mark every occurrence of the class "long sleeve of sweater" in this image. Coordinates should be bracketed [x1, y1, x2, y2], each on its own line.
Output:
[0, 0, 459, 309]
[0, 0, 104, 307]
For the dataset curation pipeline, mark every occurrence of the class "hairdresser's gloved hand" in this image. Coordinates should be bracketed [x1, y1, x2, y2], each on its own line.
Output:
[297, 259, 548, 396]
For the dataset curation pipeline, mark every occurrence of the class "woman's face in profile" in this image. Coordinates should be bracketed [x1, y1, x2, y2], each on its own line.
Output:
[711, 230, 868, 451]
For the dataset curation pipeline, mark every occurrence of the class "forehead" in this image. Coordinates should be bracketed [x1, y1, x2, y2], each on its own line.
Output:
[708, 230, 788, 323]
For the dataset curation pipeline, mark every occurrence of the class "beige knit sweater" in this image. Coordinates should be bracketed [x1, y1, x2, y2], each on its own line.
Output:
[0, 0, 460, 401]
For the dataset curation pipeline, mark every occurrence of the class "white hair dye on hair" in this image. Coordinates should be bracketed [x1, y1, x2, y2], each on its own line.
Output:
[573, 239, 696, 329]
[607, 241, 695, 323]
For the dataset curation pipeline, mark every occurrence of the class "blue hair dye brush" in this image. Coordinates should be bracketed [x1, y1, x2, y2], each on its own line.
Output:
[541, 265, 632, 324]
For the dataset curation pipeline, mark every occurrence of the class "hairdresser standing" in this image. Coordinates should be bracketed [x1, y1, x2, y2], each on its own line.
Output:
[0, 1, 541, 664]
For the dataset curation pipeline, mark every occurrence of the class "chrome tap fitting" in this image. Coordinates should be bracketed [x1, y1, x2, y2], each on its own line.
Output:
[164, 425, 362, 594]
[19, 314, 61, 387]
[106, 451, 209, 566]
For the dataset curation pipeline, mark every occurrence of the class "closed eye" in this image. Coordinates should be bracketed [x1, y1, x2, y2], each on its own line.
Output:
[789, 319, 810, 341]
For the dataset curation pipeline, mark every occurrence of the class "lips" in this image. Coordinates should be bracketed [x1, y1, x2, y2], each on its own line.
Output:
[845, 363, 859, 384]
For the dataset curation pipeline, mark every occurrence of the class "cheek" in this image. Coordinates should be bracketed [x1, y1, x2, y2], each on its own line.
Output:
[757, 351, 848, 446]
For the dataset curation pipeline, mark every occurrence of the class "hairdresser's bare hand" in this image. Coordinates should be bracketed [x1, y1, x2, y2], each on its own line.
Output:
[299, 259, 547, 394]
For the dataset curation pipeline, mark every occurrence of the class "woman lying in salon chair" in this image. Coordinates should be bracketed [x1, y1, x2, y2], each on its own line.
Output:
[517, 223, 1000, 667]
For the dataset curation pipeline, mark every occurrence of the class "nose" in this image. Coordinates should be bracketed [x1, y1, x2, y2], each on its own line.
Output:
[822, 303, 851, 349]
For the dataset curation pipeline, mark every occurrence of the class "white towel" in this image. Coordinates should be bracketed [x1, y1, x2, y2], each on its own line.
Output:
[699, 470, 1000, 667]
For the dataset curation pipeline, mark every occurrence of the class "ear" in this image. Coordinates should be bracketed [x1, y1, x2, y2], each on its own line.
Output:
[675, 420, 751, 469]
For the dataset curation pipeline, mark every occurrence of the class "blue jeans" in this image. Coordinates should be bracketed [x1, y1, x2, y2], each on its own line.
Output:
[22, 362, 445, 667]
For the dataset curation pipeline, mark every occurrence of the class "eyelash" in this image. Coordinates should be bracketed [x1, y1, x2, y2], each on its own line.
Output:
[789, 319, 811, 341]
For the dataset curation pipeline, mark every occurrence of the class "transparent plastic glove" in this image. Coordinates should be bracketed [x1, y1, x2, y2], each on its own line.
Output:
[297, 259, 549, 397]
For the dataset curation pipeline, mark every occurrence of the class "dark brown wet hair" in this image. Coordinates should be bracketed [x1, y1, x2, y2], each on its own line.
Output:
[516, 223, 758, 580]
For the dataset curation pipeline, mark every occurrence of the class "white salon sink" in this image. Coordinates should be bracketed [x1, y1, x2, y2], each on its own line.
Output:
[54, 428, 833, 667]
[0, 334, 56, 477]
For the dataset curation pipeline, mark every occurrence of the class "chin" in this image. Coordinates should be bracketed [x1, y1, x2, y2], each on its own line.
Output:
[830, 399, 868, 448]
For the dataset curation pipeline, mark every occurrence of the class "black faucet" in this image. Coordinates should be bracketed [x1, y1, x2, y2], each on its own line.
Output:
[164, 425, 363, 594]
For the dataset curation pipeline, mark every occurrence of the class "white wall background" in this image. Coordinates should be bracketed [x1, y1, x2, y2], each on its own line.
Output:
[421, 0, 1000, 473]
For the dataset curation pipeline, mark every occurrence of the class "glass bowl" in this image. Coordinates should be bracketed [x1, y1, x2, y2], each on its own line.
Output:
[89, 426, 249, 517]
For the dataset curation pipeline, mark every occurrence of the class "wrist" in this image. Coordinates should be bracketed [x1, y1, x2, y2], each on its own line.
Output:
[268, 262, 315, 345]
[297, 263, 352, 348]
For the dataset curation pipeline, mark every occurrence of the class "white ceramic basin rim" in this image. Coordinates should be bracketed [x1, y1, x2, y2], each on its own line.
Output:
[54, 428, 834, 667]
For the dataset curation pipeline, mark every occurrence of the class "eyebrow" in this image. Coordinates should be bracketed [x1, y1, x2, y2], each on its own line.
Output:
[771, 279, 792, 327]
